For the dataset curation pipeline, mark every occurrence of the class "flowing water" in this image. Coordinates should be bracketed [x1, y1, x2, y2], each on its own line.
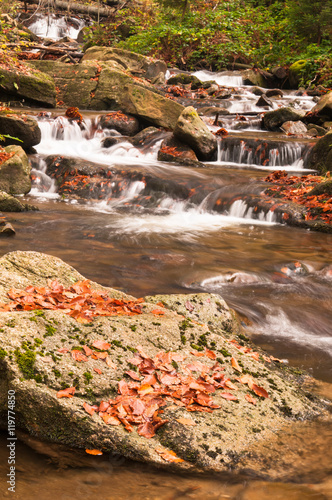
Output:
[1, 65, 332, 498]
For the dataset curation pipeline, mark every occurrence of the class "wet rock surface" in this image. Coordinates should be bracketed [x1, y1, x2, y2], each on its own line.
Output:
[0, 251, 329, 475]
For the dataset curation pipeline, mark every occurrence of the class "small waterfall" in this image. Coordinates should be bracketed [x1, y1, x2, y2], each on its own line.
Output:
[216, 137, 309, 170]
[228, 199, 277, 223]
[193, 70, 243, 87]
[27, 14, 86, 40]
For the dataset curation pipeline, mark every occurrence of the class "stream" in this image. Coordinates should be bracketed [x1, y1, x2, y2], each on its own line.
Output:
[1, 16, 332, 498]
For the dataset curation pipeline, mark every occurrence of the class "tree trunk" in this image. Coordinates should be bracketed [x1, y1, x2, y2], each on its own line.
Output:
[20, 0, 116, 17]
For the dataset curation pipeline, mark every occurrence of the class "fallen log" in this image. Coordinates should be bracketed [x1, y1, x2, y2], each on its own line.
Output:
[20, 0, 116, 17]
[7, 42, 83, 58]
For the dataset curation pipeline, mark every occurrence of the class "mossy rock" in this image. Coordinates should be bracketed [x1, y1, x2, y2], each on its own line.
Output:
[0, 145, 31, 195]
[311, 92, 332, 121]
[0, 251, 328, 476]
[167, 73, 202, 87]
[81, 46, 167, 80]
[0, 191, 37, 212]
[263, 107, 306, 131]
[307, 130, 332, 174]
[288, 60, 308, 88]
[174, 106, 217, 160]
[0, 114, 41, 151]
[0, 65, 56, 107]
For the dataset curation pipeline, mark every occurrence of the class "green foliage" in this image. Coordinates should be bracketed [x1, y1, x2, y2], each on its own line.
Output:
[84, 0, 332, 87]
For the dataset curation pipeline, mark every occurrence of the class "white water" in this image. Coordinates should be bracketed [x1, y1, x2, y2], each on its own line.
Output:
[28, 14, 85, 40]
[193, 70, 243, 87]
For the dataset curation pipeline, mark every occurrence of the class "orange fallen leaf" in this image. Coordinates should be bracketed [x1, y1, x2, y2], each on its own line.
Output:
[155, 447, 184, 463]
[245, 394, 257, 405]
[205, 348, 216, 360]
[85, 449, 103, 455]
[92, 340, 111, 350]
[251, 384, 269, 398]
[94, 368, 102, 374]
[151, 309, 165, 315]
[83, 402, 95, 415]
[231, 357, 242, 373]
[57, 387, 75, 398]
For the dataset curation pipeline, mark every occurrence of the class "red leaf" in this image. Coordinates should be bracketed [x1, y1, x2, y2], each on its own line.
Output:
[219, 392, 238, 401]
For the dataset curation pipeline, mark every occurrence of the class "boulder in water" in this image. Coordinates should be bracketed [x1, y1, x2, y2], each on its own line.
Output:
[263, 107, 306, 130]
[98, 111, 140, 136]
[166, 73, 202, 87]
[281, 121, 307, 136]
[0, 251, 327, 475]
[256, 94, 273, 108]
[241, 69, 268, 88]
[307, 130, 332, 173]
[0, 191, 37, 212]
[311, 92, 332, 121]
[174, 106, 217, 160]
[0, 113, 41, 152]
[157, 134, 204, 167]
[0, 145, 31, 195]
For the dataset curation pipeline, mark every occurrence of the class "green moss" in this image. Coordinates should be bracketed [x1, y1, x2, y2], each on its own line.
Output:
[218, 348, 232, 357]
[44, 324, 57, 337]
[180, 334, 187, 345]
[34, 338, 43, 346]
[84, 371, 93, 384]
[14, 348, 36, 379]
[190, 343, 204, 351]
[130, 325, 137, 332]
[53, 369, 61, 378]
[112, 340, 127, 350]
[0, 348, 8, 359]
[6, 319, 16, 328]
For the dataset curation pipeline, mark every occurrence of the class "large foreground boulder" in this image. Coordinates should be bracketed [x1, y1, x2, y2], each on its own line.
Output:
[0, 252, 327, 475]
[0, 63, 56, 107]
[0, 145, 31, 194]
[0, 113, 41, 151]
[174, 107, 217, 160]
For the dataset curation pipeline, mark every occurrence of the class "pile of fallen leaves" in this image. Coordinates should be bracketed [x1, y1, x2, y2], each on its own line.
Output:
[0, 146, 15, 166]
[159, 145, 184, 157]
[0, 279, 143, 323]
[264, 170, 332, 223]
[65, 107, 83, 125]
[58, 344, 269, 445]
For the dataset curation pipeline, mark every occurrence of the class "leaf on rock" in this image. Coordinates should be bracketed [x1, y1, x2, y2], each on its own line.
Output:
[176, 417, 196, 426]
[92, 340, 111, 350]
[57, 387, 75, 398]
[251, 384, 269, 398]
[85, 449, 103, 455]
[155, 448, 184, 463]
[231, 357, 242, 373]
[83, 402, 96, 415]
[245, 394, 257, 405]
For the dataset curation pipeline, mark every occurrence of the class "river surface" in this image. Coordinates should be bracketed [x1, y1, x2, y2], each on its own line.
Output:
[1, 64, 332, 498]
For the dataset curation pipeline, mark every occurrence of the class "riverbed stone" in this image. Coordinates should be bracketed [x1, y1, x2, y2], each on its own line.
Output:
[0, 251, 327, 475]
[0, 145, 31, 195]
[0, 113, 41, 151]
[263, 107, 306, 130]
[174, 106, 217, 160]
[0, 221, 15, 236]
[281, 121, 307, 135]
[0, 191, 36, 212]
